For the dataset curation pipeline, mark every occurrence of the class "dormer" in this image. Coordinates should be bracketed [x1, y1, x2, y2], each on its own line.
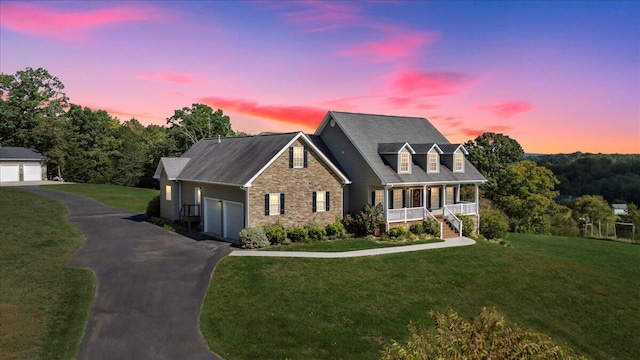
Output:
[439, 144, 468, 173]
[378, 142, 415, 174]
[427, 145, 443, 173]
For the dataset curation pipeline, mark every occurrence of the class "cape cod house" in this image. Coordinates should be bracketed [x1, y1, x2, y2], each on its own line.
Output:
[155, 111, 486, 241]
[154, 132, 350, 241]
[315, 112, 486, 238]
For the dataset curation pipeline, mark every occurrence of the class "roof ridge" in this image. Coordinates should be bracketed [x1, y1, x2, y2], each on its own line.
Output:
[330, 110, 428, 120]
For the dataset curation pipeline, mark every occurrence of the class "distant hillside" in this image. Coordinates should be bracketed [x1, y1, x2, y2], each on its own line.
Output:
[530, 153, 640, 205]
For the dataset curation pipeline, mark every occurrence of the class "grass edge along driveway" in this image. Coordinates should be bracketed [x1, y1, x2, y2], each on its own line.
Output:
[201, 234, 640, 360]
[0, 187, 95, 360]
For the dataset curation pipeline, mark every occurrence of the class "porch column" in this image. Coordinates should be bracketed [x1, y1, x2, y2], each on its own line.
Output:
[475, 183, 480, 234]
[423, 185, 427, 208]
[442, 186, 446, 207]
[383, 186, 390, 231]
[456, 184, 461, 203]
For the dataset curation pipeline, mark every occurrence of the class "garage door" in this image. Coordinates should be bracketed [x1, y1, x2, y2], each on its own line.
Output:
[224, 202, 244, 241]
[204, 198, 222, 236]
[0, 165, 19, 182]
[23, 164, 42, 181]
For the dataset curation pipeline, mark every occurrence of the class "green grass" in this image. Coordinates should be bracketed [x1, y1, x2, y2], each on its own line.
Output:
[43, 183, 159, 213]
[264, 237, 443, 252]
[0, 187, 95, 360]
[201, 234, 640, 360]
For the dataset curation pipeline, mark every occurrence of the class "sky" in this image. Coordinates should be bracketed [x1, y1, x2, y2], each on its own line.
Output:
[1, 1, 638, 154]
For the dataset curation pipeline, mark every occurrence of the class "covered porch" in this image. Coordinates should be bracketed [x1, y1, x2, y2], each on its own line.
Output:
[378, 183, 480, 237]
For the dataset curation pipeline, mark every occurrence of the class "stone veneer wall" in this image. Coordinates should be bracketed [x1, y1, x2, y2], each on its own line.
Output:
[248, 139, 344, 228]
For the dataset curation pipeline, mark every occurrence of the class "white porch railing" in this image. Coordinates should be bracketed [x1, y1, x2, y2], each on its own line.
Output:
[387, 207, 426, 222]
[443, 206, 462, 235]
[444, 202, 478, 216]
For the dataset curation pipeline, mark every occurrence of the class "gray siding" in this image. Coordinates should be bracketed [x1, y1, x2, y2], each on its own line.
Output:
[181, 181, 245, 204]
[159, 171, 180, 221]
[319, 121, 381, 213]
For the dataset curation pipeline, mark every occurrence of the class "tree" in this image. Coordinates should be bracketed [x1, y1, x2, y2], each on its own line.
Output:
[382, 307, 586, 360]
[490, 160, 560, 233]
[167, 103, 232, 151]
[573, 195, 616, 225]
[465, 132, 524, 181]
[0, 67, 68, 148]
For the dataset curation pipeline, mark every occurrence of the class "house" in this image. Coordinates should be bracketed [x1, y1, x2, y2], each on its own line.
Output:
[155, 111, 487, 241]
[0, 146, 46, 183]
[154, 132, 351, 241]
[315, 112, 487, 237]
[612, 203, 628, 216]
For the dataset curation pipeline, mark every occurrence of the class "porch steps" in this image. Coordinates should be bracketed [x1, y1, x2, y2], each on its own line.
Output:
[435, 215, 460, 239]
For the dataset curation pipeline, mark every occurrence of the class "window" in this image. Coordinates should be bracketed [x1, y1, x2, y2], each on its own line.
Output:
[313, 191, 330, 212]
[399, 152, 411, 173]
[454, 153, 464, 172]
[265, 193, 284, 216]
[428, 152, 439, 173]
[430, 187, 440, 209]
[165, 185, 172, 201]
[290, 146, 307, 168]
[372, 190, 384, 206]
[446, 186, 455, 205]
[393, 189, 403, 209]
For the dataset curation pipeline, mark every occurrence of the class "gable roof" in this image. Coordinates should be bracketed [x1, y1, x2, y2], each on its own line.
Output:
[154, 157, 190, 180]
[316, 111, 486, 185]
[378, 142, 415, 154]
[165, 132, 349, 187]
[0, 146, 45, 161]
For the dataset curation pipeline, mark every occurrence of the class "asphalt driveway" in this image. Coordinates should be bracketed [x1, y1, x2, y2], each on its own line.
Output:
[19, 187, 231, 360]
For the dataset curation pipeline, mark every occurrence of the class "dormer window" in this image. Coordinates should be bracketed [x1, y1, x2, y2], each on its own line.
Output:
[454, 152, 464, 172]
[399, 151, 411, 174]
[428, 152, 439, 173]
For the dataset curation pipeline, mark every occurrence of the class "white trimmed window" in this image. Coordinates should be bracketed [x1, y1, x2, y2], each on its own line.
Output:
[292, 146, 304, 168]
[165, 184, 172, 201]
[428, 152, 439, 173]
[313, 191, 330, 212]
[399, 151, 411, 173]
[266, 193, 284, 216]
[446, 186, 455, 205]
[393, 189, 403, 209]
[454, 152, 464, 172]
[430, 187, 440, 209]
[373, 190, 384, 206]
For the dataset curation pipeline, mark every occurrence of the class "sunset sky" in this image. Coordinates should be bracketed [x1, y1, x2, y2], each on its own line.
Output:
[1, 1, 638, 153]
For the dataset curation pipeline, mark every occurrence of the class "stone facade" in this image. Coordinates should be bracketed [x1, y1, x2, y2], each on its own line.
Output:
[248, 139, 344, 228]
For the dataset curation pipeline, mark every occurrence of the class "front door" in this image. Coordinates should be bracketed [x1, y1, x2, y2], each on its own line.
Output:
[411, 188, 422, 208]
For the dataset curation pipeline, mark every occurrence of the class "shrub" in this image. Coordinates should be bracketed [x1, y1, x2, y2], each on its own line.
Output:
[326, 220, 346, 238]
[423, 218, 441, 237]
[382, 307, 586, 360]
[287, 226, 308, 242]
[344, 204, 385, 236]
[458, 214, 475, 237]
[264, 222, 287, 245]
[307, 225, 327, 241]
[409, 222, 425, 235]
[146, 195, 161, 217]
[480, 209, 509, 240]
[239, 227, 270, 249]
[387, 226, 409, 239]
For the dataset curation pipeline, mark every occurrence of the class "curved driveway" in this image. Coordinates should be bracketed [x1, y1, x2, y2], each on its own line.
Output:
[19, 187, 230, 360]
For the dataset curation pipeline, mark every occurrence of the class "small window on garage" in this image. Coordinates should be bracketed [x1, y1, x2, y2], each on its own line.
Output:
[165, 184, 172, 201]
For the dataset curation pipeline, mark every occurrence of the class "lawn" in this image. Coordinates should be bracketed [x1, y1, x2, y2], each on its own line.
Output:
[43, 183, 159, 214]
[201, 234, 640, 360]
[0, 187, 95, 360]
[264, 237, 443, 252]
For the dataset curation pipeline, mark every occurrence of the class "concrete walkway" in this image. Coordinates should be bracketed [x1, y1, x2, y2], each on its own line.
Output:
[16, 186, 229, 360]
[230, 236, 475, 258]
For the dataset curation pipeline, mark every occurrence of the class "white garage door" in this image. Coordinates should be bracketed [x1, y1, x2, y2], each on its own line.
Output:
[204, 198, 222, 236]
[224, 202, 244, 241]
[0, 165, 19, 182]
[23, 164, 42, 181]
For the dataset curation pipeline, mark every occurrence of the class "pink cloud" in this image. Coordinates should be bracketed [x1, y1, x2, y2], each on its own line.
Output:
[478, 100, 533, 118]
[136, 72, 201, 85]
[460, 125, 511, 138]
[1, 2, 161, 40]
[83, 104, 155, 122]
[338, 32, 438, 62]
[389, 70, 476, 97]
[200, 97, 326, 128]
[264, 1, 361, 32]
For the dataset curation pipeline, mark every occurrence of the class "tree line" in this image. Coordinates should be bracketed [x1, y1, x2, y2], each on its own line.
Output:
[0, 67, 238, 188]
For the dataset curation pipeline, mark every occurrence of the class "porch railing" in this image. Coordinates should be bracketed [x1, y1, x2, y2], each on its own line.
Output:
[444, 202, 478, 215]
[387, 207, 426, 222]
[443, 206, 462, 236]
